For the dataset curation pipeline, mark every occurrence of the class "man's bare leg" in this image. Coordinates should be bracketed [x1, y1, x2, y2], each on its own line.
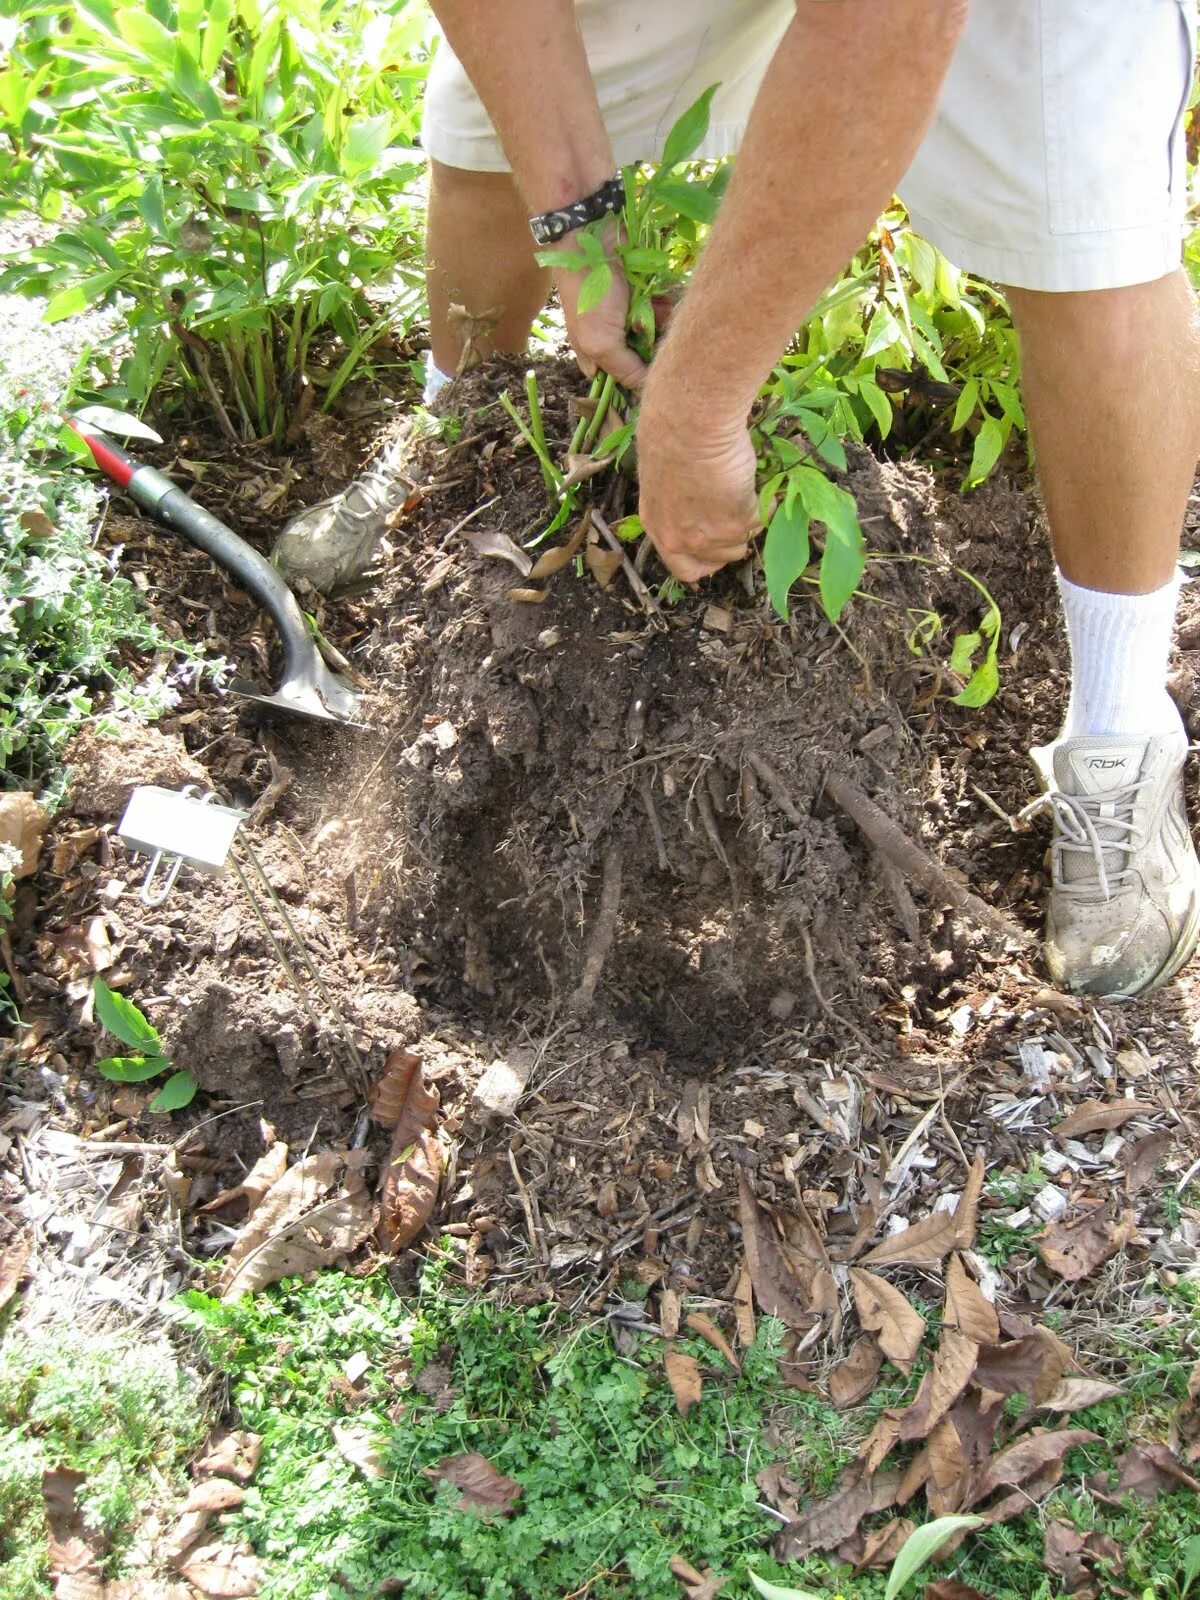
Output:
[1007, 272, 1200, 596]
[426, 159, 550, 378]
[1005, 270, 1200, 997]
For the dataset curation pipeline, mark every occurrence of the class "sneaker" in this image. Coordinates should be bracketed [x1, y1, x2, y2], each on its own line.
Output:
[1020, 728, 1200, 998]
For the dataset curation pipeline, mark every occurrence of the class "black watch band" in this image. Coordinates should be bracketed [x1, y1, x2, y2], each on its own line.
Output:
[529, 174, 625, 246]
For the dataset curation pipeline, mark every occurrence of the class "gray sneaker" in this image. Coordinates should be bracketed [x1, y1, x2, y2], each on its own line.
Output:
[1020, 728, 1200, 998]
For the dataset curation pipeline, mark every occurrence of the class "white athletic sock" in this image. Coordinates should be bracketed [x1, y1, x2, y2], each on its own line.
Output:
[1056, 567, 1182, 741]
[423, 353, 453, 407]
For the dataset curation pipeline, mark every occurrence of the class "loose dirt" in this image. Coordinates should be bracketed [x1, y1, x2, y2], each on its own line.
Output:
[9, 353, 1200, 1320]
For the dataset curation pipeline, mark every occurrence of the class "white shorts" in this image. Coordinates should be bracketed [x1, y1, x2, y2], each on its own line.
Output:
[423, 0, 1198, 292]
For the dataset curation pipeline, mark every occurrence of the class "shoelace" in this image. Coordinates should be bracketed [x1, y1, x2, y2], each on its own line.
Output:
[1018, 779, 1152, 903]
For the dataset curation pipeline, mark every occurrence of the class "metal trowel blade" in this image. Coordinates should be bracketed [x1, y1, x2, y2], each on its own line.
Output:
[70, 405, 164, 445]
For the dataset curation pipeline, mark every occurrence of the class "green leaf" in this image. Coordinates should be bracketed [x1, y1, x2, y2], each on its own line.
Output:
[96, 1056, 169, 1083]
[653, 179, 719, 224]
[948, 629, 981, 677]
[114, 7, 177, 66]
[884, 1515, 984, 1600]
[902, 230, 938, 297]
[137, 173, 166, 238]
[535, 249, 588, 274]
[764, 502, 811, 618]
[863, 302, 902, 359]
[341, 114, 394, 178]
[576, 261, 613, 315]
[951, 654, 999, 707]
[794, 469, 864, 623]
[93, 977, 162, 1052]
[611, 513, 643, 542]
[951, 377, 980, 433]
[148, 1069, 199, 1112]
[1181, 1534, 1200, 1599]
[964, 415, 1006, 488]
[44, 271, 122, 323]
[748, 1573, 824, 1600]
[659, 82, 719, 169]
[857, 376, 893, 440]
[200, 0, 235, 76]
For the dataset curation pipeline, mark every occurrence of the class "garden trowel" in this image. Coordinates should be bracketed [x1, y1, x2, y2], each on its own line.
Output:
[68, 406, 365, 726]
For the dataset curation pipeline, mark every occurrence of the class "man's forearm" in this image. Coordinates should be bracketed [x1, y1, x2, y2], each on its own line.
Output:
[428, 1, 614, 210]
[650, 0, 969, 422]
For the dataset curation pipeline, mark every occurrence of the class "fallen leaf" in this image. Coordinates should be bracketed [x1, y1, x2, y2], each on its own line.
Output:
[201, 1145, 289, 1216]
[755, 1462, 802, 1521]
[966, 1428, 1100, 1509]
[0, 791, 49, 880]
[193, 1432, 263, 1483]
[860, 1210, 959, 1269]
[219, 1154, 374, 1300]
[665, 1345, 703, 1417]
[424, 1452, 522, 1517]
[669, 1554, 727, 1600]
[685, 1312, 740, 1372]
[897, 1330, 979, 1443]
[376, 1053, 443, 1252]
[183, 1479, 245, 1514]
[1054, 1099, 1156, 1139]
[1121, 1131, 1173, 1195]
[972, 1331, 1065, 1405]
[856, 1518, 914, 1571]
[585, 543, 624, 589]
[528, 513, 589, 578]
[943, 1255, 999, 1345]
[1038, 1206, 1137, 1282]
[505, 586, 549, 603]
[43, 1467, 105, 1595]
[829, 1337, 883, 1410]
[849, 1268, 926, 1372]
[733, 1264, 757, 1348]
[860, 1411, 900, 1474]
[775, 1465, 900, 1560]
[1038, 1379, 1122, 1414]
[953, 1152, 987, 1250]
[1044, 1519, 1123, 1595]
[164, 1509, 212, 1566]
[180, 1549, 262, 1598]
[925, 1584, 994, 1600]
[738, 1175, 819, 1332]
[332, 1423, 386, 1479]
[660, 1287, 682, 1339]
[464, 527, 533, 575]
[0, 1230, 32, 1310]
[1113, 1441, 1200, 1499]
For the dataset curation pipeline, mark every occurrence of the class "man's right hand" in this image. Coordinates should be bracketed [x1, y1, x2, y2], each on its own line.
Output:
[553, 231, 648, 391]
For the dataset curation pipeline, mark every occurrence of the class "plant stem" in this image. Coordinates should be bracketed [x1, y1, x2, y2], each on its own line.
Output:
[498, 388, 562, 503]
[523, 368, 559, 498]
[579, 372, 615, 454]
[569, 372, 605, 455]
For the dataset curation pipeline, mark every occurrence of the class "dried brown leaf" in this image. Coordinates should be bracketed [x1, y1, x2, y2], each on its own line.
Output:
[193, 1432, 263, 1484]
[856, 1518, 916, 1571]
[1038, 1378, 1122, 1414]
[665, 1345, 703, 1417]
[379, 1124, 441, 1253]
[829, 1337, 884, 1410]
[733, 1264, 756, 1348]
[179, 1550, 261, 1598]
[201, 1145, 290, 1216]
[898, 1330, 979, 1443]
[775, 1464, 900, 1560]
[0, 791, 49, 880]
[221, 1180, 374, 1300]
[849, 1267, 926, 1372]
[332, 1423, 387, 1479]
[738, 1175, 818, 1332]
[528, 513, 589, 578]
[925, 1584, 994, 1600]
[943, 1254, 999, 1345]
[668, 1555, 727, 1600]
[685, 1312, 740, 1372]
[1122, 1131, 1173, 1195]
[218, 1152, 341, 1287]
[1054, 1099, 1156, 1138]
[585, 543, 624, 589]
[966, 1428, 1099, 1509]
[43, 1467, 105, 1593]
[1045, 1519, 1123, 1595]
[1038, 1206, 1137, 1282]
[755, 1462, 802, 1521]
[505, 586, 549, 604]
[860, 1411, 901, 1475]
[953, 1152, 986, 1250]
[0, 1230, 32, 1311]
[183, 1479, 245, 1514]
[860, 1209, 959, 1269]
[370, 1050, 431, 1132]
[464, 527, 532, 575]
[972, 1331, 1065, 1405]
[660, 1288, 682, 1340]
[424, 1451, 522, 1517]
[1113, 1441, 1200, 1499]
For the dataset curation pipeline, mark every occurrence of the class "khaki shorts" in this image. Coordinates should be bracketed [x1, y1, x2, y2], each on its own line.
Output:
[423, 0, 1198, 292]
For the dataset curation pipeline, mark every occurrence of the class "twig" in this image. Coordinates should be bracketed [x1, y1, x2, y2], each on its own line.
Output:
[570, 844, 623, 1010]
[823, 769, 1026, 943]
[589, 511, 664, 624]
[800, 927, 878, 1056]
[743, 750, 805, 828]
[441, 495, 501, 549]
[638, 773, 670, 872]
[508, 1147, 547, 1265]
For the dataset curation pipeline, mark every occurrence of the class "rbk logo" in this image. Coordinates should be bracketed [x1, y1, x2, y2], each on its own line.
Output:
[1086, 758, 1128, 770]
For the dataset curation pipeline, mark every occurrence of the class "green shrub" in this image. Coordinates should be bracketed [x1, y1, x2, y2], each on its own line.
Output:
[0, 0, 433, 441]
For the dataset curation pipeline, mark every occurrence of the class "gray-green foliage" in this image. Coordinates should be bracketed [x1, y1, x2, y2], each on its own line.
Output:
[0, 1327, 208, 1599]
[0, 0, 432, 441]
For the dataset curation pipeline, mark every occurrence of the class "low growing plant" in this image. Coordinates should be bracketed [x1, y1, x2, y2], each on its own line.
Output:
[92, 975, 197, 1111]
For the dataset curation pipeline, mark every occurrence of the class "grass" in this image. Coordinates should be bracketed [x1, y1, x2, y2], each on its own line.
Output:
[0, 1325, 208, 1599]
[167, 1258, 1200, 1600]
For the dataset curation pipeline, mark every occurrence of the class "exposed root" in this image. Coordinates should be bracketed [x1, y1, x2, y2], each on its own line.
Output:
[570, 845, 624, 1011]
[800, 927, 879, 1056]
[822, 769, 1026, 945]
[639, 773, 670, 872]
[743, 750, 805, 829]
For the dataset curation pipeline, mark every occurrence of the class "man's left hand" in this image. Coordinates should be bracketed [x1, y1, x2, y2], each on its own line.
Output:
[636, 383, 759, 583]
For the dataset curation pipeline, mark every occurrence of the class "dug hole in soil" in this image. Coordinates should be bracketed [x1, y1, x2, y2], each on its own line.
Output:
[18, 352, 1200, 1314]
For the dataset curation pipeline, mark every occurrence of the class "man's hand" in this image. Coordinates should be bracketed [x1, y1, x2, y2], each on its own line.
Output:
[552, 227, 648, 391]
[637, 377, 758, 583]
